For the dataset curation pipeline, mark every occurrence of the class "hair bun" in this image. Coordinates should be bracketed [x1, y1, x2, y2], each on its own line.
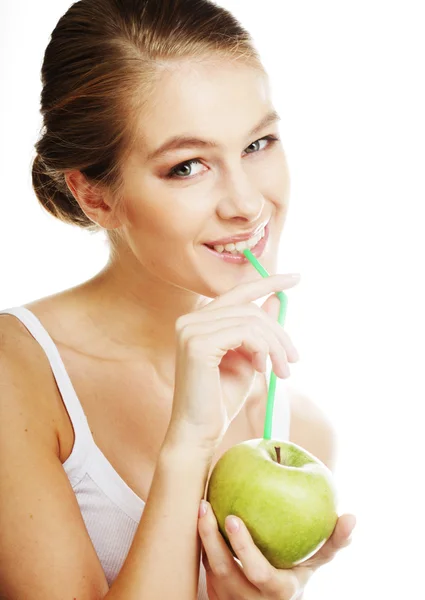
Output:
[31, 153, 93, 228]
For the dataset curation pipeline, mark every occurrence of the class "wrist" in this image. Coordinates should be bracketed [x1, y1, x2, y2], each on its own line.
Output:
[163, 421, 220, 465]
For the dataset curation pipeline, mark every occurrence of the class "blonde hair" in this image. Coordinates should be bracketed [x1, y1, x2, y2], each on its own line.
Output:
[31, 0, 263, 253]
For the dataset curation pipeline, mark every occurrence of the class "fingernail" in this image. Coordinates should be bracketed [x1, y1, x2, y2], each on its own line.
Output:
[225, 516, 240, 533]
[288, 273, 301, 279]
[199, 500, 208, 518]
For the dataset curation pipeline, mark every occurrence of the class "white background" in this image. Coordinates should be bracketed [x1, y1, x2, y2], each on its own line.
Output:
[1, 1, 424, 598]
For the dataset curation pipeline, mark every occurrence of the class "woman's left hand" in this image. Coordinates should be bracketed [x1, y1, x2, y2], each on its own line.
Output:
[198, 500, 356, 600]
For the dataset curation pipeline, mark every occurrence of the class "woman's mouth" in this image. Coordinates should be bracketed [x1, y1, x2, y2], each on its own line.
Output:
[203, 222, 270, 264]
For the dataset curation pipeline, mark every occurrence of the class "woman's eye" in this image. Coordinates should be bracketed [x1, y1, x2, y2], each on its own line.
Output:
[167, 159, 204, 179]
[166, 135, 279, 179]
[244, 137, 269, 154]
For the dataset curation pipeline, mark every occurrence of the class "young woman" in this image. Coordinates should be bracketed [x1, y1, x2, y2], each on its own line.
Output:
[0, 0, 355, 598]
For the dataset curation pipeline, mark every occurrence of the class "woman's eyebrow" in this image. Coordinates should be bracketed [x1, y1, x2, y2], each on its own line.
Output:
[146, 109, 281, 161]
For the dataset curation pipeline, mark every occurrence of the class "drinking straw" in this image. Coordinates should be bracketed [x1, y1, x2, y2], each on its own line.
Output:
[242, 249, 288, 440]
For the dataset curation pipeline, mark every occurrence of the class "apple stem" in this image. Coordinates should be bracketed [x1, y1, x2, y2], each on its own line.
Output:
[275, 446, 281, 464]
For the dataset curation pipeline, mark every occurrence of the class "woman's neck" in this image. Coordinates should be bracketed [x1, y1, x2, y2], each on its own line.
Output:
[66, 253, 210, 366]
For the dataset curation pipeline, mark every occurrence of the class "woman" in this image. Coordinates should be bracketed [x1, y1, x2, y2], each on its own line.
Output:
[0, 0, 355, 598]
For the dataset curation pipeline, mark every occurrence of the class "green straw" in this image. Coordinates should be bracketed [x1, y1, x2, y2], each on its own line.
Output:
[243, 248, 288, 440]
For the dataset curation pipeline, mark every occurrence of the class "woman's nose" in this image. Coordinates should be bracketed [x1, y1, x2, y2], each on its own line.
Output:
[216, 168, 264, 221]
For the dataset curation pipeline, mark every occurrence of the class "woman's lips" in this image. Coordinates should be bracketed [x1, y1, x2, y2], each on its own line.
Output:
[202, 222, 270, 264]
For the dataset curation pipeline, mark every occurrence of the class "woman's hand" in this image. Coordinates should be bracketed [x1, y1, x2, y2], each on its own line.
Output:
[167, 273, 301, 452]
[198, 500, 355, 600]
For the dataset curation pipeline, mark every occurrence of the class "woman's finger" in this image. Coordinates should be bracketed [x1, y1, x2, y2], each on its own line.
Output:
[178, 302, 299, 364]
[199, 273, 301, 312]
[223, 514, 283, 596]
[198, 501, 245, 588]
[200, 502, 314, 599]
[201, 547, 211, 573]
[202, 548, 259, 600]
[201, 553, 220, 600]
[305, 514, 356, 569]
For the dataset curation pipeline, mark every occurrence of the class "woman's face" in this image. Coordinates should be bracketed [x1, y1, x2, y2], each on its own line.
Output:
[117, 58, 290, 298]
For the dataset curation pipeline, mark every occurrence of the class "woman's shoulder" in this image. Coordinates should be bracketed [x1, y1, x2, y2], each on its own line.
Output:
[0, 310, 63, 456]
[287, 383, 337, 471]
[0, 309, 44, 360]
[0, 294, 65, 367]
[1, 287, 77, 343]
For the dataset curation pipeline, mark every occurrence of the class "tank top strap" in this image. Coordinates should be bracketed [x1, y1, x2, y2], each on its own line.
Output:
[0, 306, 95, 482]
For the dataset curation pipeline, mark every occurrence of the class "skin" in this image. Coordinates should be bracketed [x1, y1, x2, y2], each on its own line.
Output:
[62, 59, 289, 377]
[199, 500, 355, 600]
[49, 58, 354, 597]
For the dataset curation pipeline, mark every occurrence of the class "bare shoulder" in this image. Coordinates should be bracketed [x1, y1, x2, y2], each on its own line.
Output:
[0, 312, 32, 344]
[0, 313, 62, 453]
[287, 383, 337, 471]
[0, 312, 48, 378]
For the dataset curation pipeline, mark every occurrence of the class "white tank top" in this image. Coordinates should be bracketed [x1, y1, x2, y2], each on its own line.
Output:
[0, 306, 290, 597]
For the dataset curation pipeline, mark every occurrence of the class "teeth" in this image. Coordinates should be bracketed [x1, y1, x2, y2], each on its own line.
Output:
[212, 226, 265, 254]
[224, 243, 236, 252]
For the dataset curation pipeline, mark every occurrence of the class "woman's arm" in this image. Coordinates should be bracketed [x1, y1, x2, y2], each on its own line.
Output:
[107, 430, 214, 600]
[0, 320, 214, 600]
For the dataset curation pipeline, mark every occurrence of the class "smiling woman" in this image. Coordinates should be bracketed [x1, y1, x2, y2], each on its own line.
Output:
[0, 1, 354, 599]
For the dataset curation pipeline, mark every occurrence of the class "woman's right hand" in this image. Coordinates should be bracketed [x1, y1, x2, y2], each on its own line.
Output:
[167, 273, 301, 452]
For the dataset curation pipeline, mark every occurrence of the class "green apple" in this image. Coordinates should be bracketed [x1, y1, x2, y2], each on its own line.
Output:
[206, 438, 338, 569]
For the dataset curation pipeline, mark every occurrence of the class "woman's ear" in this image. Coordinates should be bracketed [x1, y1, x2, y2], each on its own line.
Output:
[64, 170, 122, 229]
